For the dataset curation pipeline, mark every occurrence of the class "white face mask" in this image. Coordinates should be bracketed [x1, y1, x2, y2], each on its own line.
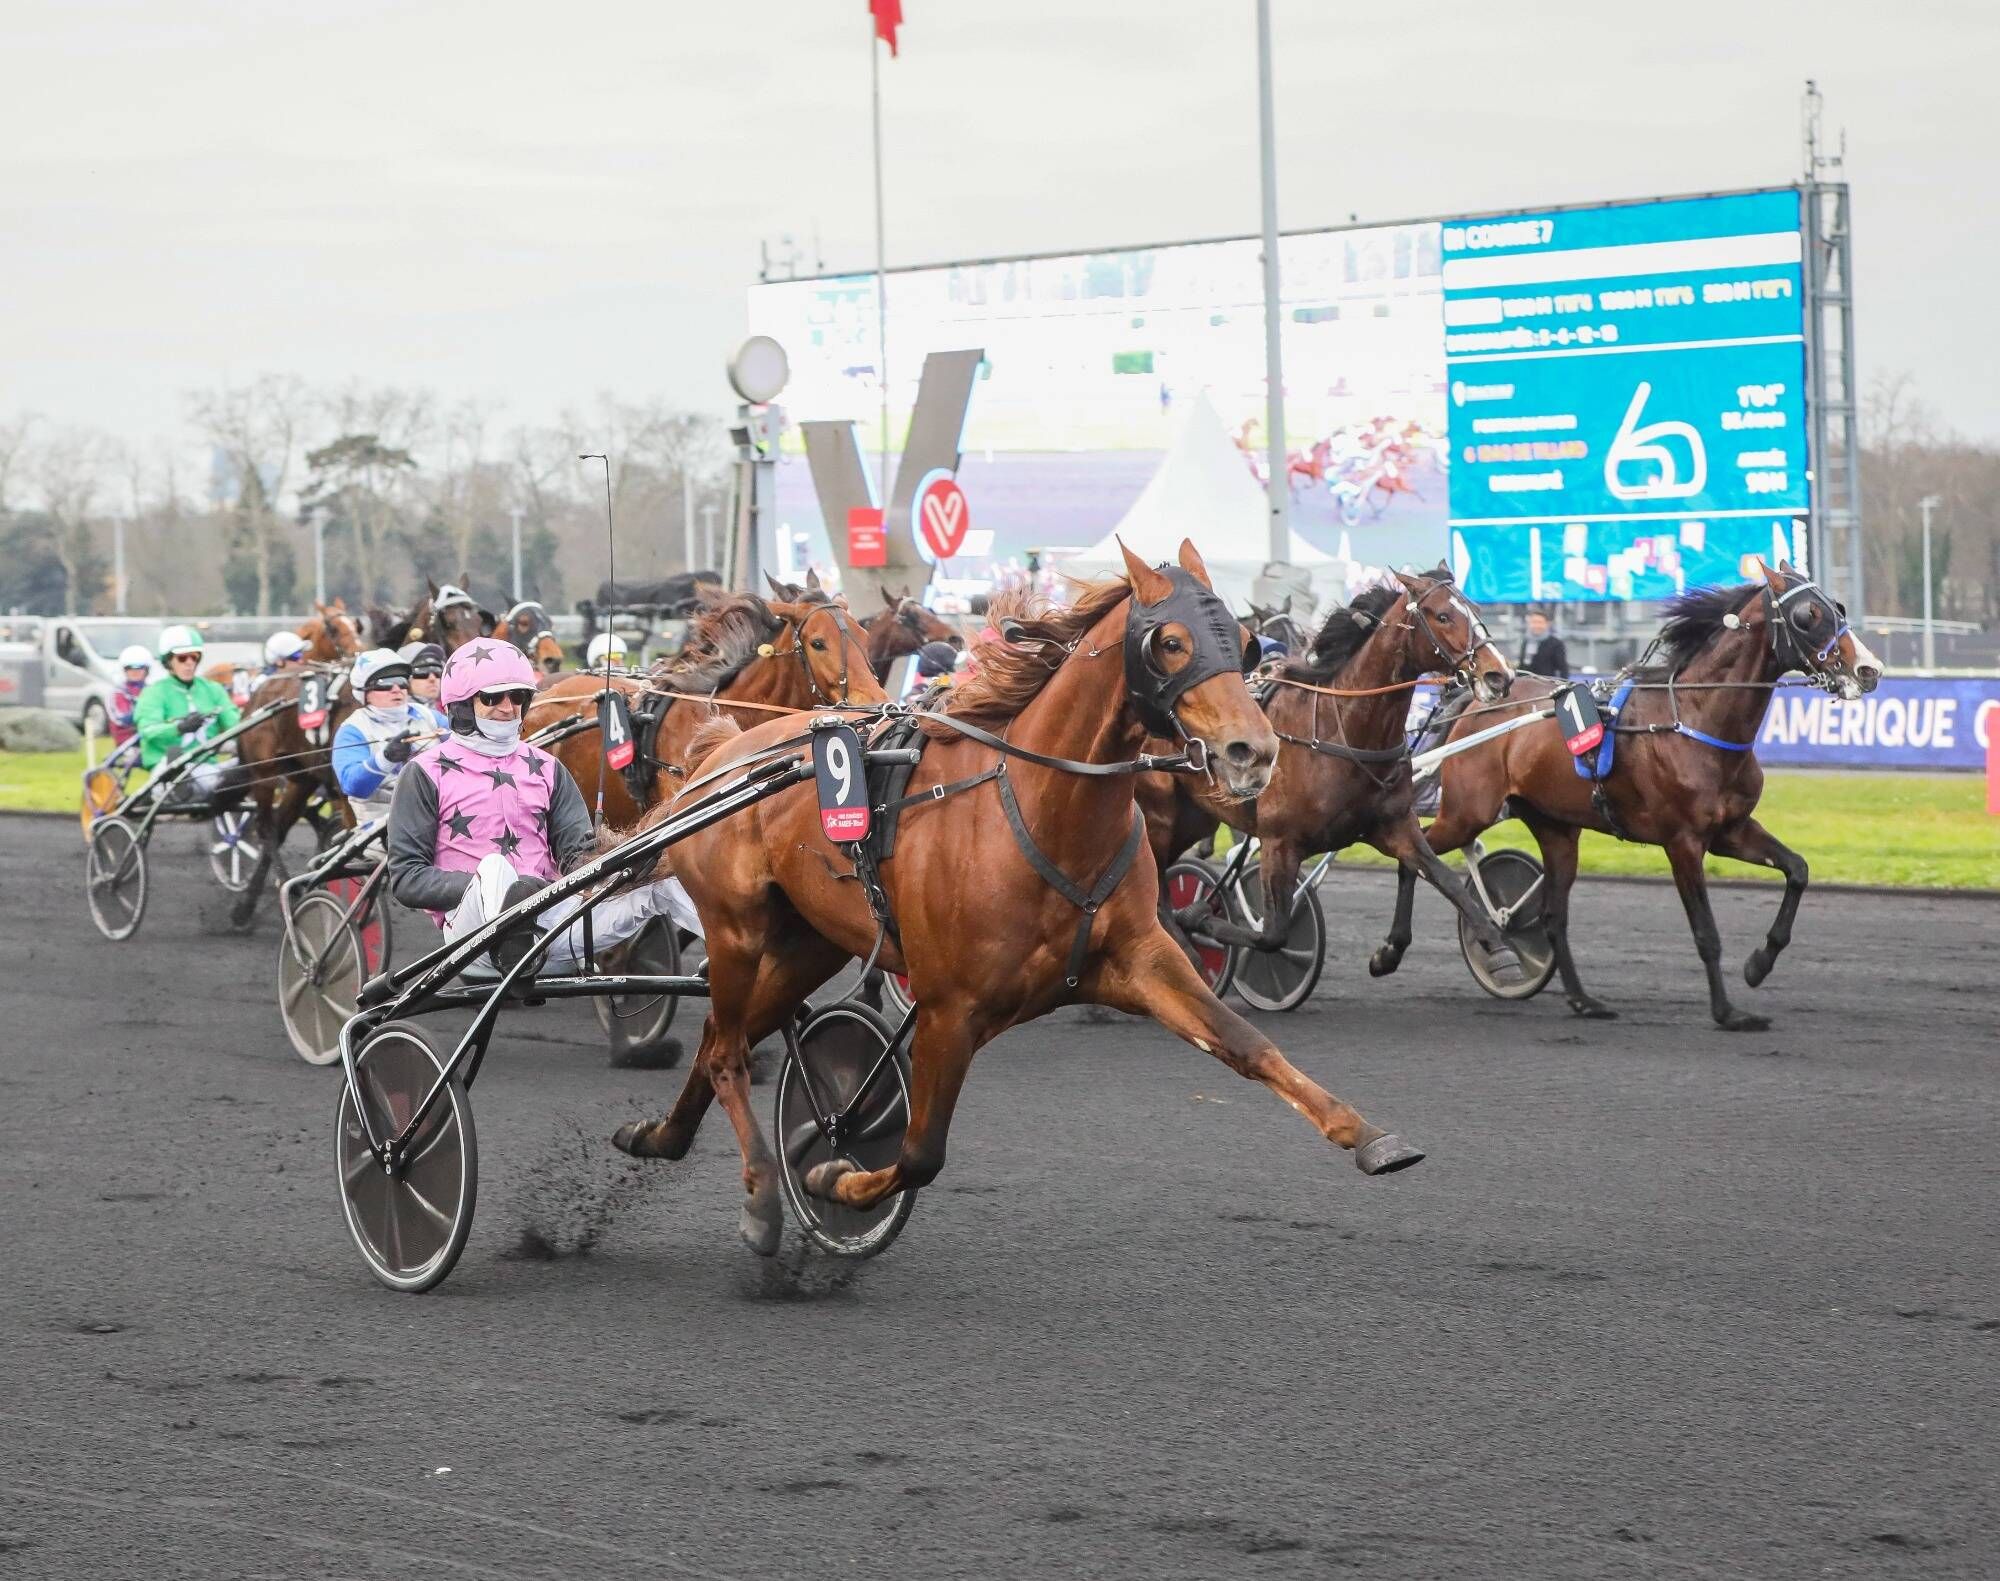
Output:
[473, 714, 521, 746]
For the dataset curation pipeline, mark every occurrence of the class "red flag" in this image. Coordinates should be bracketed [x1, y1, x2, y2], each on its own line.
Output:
[870, 0, 902, 56]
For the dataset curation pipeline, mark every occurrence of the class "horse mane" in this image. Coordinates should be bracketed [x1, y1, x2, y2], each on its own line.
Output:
[1650, 582, 1758, 673]
[653, 589, 784, 695]
[1281, 584, 1400, 683]
[925, 577, 1133, 737]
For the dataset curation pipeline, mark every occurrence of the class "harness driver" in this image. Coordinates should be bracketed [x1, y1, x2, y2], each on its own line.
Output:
[386, 641, 701, 972]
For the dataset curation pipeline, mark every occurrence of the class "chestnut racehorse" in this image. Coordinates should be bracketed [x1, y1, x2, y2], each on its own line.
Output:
[612, 541, 1424, 1257]
[523, 587, 884, 829]
[204, 600, 362, 692]
[1392, 561, 1882, 1030]
[1139, 568, 1517, 971]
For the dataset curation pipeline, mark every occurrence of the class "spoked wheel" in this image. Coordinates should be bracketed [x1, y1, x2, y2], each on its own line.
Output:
[1230, 859, 1327, 1012]
[206, 807, 263, 892]
[85, 816, 148, 941]
[335, 1022, 477, 1292]
[1163, 858, 1238, 996]
[327, 876, 393, 975]
[594, 918, 695, 1068]
[774, 1002, 913, 1258]
[1461, 848, 1558, 1000]
[281, 892, 366, 1066]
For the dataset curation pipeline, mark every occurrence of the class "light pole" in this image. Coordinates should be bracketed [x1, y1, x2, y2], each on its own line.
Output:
[700, 503, 719, 572]
[1255, 0, 1289, 563]
[312, 509, 327, 606]
[510, 506, 524, 602]
[1918, 493, 1941, 670]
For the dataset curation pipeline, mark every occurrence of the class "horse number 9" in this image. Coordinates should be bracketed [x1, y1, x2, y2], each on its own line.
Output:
[826, 736, 851, 804]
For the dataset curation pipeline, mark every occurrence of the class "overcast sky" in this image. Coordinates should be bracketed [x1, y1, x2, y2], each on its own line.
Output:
[7, 0, 1996, 454]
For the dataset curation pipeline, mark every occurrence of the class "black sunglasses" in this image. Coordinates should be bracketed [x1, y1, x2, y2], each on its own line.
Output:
[476, 688, 535, 708]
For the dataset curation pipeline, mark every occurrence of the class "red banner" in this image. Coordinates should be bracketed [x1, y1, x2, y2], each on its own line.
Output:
[847, 506, 887, 568]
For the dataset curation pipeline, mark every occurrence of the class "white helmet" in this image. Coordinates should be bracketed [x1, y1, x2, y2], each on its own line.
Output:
[157, 623, 204, 659]
[586, 632, 629, 667]
[350, 648, 413, 694]
[265, 630, 307, 666]
[117, 644, 154, 671]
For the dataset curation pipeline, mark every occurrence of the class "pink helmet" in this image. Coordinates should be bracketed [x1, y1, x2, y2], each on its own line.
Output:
[439, 639, 539, 706]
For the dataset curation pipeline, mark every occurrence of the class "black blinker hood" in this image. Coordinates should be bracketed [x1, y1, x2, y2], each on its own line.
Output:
[1124, 565, 1245, 738]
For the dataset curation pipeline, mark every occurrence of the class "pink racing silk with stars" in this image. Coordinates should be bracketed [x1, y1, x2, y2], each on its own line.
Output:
[411, 736, 559, 885]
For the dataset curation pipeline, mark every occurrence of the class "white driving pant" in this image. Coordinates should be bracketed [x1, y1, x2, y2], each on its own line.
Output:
[442, 853, 703, 969]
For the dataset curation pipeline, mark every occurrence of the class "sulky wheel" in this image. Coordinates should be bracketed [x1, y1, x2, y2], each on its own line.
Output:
[1229, 859, 1326, 1011]
[773, 1002, 913, 1258]
[205, 807, 264, 892]
[327, 876, 393, 976]
[877, 968, 915, 1020]
[1460, 847, 1558, 1000]
[596, 917, 694, 1069]
[335, 1021, 477, 1293]
[85, 816, 148, 942]
[280, 892, 366, 1066]
[1163, 857, 1238, 997]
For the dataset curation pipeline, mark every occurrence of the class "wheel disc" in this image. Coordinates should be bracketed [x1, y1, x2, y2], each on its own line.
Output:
[593, 918, 692, 1058]
[207, 808, 262, 892]
[1230, 860, 1327, 1011]
[85, 817, 147, 942]
[281, 892, 365, 1066]
[335, 1023, 476, 1292]
[1164, 859, 1238, 997]
[1460, 849, 1558, 1000]
[774, 1004, 913, 1258]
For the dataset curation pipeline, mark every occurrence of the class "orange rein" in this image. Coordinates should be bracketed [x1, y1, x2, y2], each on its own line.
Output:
[1261, 672, 1428, 700]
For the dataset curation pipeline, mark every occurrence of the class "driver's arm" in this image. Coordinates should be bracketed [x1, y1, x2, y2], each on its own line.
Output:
[132, 683, 186, 759]
[385, 767, 475, 913]
[546, 761, 594, 873]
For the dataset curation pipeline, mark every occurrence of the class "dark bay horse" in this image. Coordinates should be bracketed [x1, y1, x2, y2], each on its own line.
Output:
[1397, 561, 1882, 1029]
[1138, 568, 1517, 971]
[612, 540, 1423, 1257]
[861, 584, 961, 680]
[522, 587, 884, 829]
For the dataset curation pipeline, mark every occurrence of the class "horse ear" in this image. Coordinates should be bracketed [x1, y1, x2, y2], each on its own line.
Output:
[764, 572, 790, 599]
[805, 567, 823, 591]
[1753, 558, 1786, 590]
[878, 582, 896, 606]
[1118, 539, 1174, 603]
[1390, 569, 1423, 596]
[1176, 539, 1214, 589]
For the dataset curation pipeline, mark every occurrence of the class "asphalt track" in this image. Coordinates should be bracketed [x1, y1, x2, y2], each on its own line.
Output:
[2, 814, 1996, 1579]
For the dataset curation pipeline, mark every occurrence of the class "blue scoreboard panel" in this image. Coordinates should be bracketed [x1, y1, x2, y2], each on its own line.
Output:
[1443, 190, 1809, 602]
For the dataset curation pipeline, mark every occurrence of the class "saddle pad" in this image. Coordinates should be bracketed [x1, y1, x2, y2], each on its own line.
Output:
[1571, 678, 1635, 782]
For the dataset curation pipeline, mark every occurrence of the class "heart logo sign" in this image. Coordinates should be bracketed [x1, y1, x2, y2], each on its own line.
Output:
[912, 472, 970, 560]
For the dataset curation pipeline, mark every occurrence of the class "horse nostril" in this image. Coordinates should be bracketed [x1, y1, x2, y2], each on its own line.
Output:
[1224, 738, 1259, 767]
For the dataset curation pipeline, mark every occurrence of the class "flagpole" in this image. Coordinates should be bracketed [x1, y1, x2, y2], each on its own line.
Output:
[871, 19, 890, 505]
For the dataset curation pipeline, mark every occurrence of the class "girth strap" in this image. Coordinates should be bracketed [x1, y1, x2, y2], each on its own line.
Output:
[995, 765, 1146, 991]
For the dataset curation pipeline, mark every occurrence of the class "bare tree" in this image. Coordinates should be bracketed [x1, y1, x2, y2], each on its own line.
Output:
[33, 426, 113, 614]
[0, 412, 39, 516]
[189, 375, 310, 615]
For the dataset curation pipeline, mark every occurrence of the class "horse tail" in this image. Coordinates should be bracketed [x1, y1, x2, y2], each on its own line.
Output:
[683, 713, 742, 774]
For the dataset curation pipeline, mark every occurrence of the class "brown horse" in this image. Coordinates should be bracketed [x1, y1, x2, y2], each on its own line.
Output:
[523, 587, 885, 829]
[1139, 568, 1518, 972]
[861, 584, 962, 680]
[1393, 561, 1882, 1030]
[611, 541, 1423, 1256]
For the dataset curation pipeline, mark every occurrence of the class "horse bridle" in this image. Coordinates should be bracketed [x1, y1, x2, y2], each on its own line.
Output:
[1398, 578, 1494, 690]
[1124, 566, 1254, 745]
[1760, 573, 1852, 674]
[788, 599, 862, 705]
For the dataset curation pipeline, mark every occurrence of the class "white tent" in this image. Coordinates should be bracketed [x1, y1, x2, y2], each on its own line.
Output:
[1067, 392, 1347, 617]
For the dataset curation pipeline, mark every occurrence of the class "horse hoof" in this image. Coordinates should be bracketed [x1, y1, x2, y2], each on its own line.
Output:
[1567, 996, 1618, 1021]
[1355, 1134, 1425, 1176]
[803, 1159, 856, 1200]
[1743, 948, 1776, 988]
[1717, 1009, 1772, 1033]
[1367, 947, 1402, 979]
[739, 1202, 784, 1258]
[611, 1122, 655, 1158]
[608, 1036, 685, 1072]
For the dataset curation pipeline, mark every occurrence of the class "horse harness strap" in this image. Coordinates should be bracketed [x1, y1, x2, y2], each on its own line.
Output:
[996, 768, 1147, 990]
